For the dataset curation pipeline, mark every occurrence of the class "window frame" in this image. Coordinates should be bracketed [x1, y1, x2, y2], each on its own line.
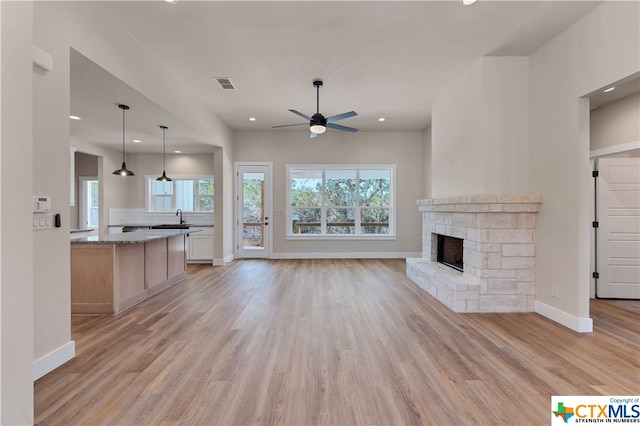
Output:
[286, 165, 396, 240]
[146, 175, 214, 212]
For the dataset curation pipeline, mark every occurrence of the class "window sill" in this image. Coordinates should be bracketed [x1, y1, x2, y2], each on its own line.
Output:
[286, 234, 397, 241]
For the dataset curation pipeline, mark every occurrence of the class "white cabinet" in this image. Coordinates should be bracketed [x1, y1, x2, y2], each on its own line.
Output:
[108, 226, 124, 235]
[188, 227, 214, 262]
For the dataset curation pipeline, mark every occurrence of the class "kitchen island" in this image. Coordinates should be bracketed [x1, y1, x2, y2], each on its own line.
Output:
[70, 229, 197, 314]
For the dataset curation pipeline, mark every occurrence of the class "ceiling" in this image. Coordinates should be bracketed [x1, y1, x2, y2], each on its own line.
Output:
[589, 74, 640, 109]
[70, 0, 612, 154]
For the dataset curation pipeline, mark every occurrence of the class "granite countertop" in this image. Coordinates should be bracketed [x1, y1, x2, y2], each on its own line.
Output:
[70, 228, 200, 245]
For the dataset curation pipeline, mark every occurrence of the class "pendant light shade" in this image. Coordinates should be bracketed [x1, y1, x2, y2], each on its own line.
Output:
[112, 104, 135, 176]
[156, 125, 172, 182]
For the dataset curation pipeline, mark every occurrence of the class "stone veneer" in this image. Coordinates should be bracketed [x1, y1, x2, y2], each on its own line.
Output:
[406, 194, 542, 313]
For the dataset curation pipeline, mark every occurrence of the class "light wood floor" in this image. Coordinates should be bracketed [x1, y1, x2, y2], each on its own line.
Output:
[35, 259, 640, 425]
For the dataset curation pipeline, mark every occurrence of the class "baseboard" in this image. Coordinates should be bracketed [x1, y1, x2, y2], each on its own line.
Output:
[270, 251, 421, 259]
[535, 301, 593, 333]
[213, 254, 235, 266]
[33, 340, 75, 381]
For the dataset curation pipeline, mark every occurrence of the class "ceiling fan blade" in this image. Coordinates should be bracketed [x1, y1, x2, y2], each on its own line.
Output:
[326, 122, 359, 133]
[288, 109, 312, 121]
[310, 131, 318, 139]
[272, 123, 308, 129]
[326, 111, 357, 123]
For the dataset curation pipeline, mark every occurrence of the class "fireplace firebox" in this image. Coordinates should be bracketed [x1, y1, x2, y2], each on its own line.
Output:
[436, 234, 463, 272]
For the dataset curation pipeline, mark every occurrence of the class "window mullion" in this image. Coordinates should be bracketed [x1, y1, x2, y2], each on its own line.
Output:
[355, 169, 361, 235]
[321, 169, 327, 235]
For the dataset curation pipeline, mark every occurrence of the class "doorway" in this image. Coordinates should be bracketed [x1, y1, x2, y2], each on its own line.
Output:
[235, 163, 272, 259]
[72, 151, 100, 231]
[593, 157, 640, 299]
[78, 176, 99, 230]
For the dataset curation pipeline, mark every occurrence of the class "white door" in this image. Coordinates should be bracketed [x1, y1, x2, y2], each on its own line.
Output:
[235, 163, 272, 259]
[597, 157, 640, 299]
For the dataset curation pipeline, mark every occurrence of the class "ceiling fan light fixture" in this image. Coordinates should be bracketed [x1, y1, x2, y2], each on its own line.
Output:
[310, 124, 326, 134]
[272, 80, 358, 136]
[112, 104, 135, 176]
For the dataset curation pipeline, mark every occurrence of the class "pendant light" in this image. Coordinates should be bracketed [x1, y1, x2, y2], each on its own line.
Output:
[156, 125, 172, 182]
[112, 104, 135, 176]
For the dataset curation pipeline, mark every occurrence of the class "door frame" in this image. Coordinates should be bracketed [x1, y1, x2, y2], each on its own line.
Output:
[591, 156, 640, 299]
[590, 140, 640, 299]
[234, 162, 273, 259]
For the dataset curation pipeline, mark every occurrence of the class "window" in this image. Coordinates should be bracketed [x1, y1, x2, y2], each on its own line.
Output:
[147, 177, 214, 212]
[287, 165, 395, 238]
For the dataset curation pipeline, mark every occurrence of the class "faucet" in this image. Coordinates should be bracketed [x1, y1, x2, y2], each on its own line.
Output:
[176, 209, 185, 224]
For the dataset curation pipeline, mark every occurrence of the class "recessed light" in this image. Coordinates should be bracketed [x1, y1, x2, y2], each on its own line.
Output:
[378, 117, 385, 122]
[69, 115, 82, 120]
[165, 0, 177, 4]
[249, 117, 256, 122]
[174, 150, 182, 153]
[132, 139, 141, 143]
[461, 0, 478, 5]
[603, 87, 615, 93]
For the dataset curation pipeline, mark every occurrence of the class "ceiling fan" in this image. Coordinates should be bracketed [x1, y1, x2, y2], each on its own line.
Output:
[272, 80, 358, 138]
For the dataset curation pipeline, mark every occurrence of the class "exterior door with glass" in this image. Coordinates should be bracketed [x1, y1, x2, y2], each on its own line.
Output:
[236, 163, 272, 258]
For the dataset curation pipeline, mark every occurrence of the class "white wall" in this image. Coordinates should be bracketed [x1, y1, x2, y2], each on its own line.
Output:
[1, 2, 34, 423]
[428, 2, 639, 331]
[529, 1, 640, 330]
[591, 93, 640, 151]
[422, 127, 432, 199]
[29, 0, 236, 388]
[123, 153, 215, 208]
[234, 130, 423, 257]
[432, 57, 529, 197]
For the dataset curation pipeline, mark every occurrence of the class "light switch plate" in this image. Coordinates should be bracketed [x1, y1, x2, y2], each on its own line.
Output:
[33, 212, 53, 230]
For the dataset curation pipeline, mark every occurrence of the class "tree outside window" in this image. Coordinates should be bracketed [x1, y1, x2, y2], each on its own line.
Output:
[287, 166, 394, 237]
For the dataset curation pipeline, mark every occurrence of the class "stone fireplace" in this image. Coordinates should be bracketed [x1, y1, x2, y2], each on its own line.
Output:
[406, 194, 542, 313]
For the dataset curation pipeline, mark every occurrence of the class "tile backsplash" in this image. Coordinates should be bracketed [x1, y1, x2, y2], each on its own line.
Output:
[108, 208, 214, 226]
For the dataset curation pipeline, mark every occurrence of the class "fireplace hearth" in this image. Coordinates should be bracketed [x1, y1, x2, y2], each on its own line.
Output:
[407, 194, 542, 313]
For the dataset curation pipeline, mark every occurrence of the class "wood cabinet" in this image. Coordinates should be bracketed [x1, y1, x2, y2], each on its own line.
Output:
[71, 234, 187, 314]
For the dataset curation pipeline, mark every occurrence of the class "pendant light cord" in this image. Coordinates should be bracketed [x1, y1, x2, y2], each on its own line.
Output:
[122, 106, 126, 163]
[114, 104, 133, 176]
[162, 126, 167, 169]
[157, 125, 170, 181]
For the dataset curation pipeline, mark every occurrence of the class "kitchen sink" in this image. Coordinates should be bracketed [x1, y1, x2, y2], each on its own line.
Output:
[150, 224, 190, 229]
